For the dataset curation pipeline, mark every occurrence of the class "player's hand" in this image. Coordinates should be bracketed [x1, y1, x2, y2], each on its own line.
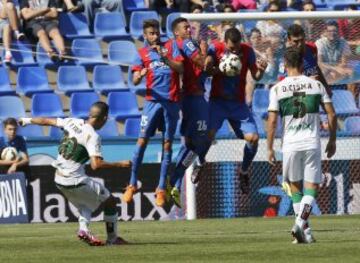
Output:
[325, 140, 336, 159]
[140, 68, 148, 77]
[256, 58, 268, 72]
[18, 118, 32, 127]
[117, 160, 132, 168]
[267, 149, 276, 166]
[199, 39, 208, 56]
[7, 163, 17, 174]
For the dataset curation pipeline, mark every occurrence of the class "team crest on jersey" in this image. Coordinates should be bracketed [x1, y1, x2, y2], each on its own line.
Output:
[186, 41, 196, 52]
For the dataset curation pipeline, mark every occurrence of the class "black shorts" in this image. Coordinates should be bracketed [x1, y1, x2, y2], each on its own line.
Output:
[26, 19, 59, 37]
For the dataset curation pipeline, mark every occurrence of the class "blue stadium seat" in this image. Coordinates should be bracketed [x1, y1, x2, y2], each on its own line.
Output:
[329, 2, 360, 10]
[57, 66, 92, 95]
[16, 67, 52, 96]
[71, 39, 104, 67]
[0, 67, 15, 95]
[31, 93, 65, 117]
[216, 120, 231, 137]
[108, 91, 141, 120]
[127, 67, 146, 95]
[70, 92, 100, 118]
[5, 41, 37, 68]
[252, 89, 269, 118]
[130, 11, 161, 39]
[344, 116, 360, 135]
[108, 40, 137, 66]
[166, 12, 180, 38]
[124, 117, 141, 137]
[0, 96, 26, 119]
[332, 90, 360, 115]
[97, 118, 119, 137]
[94, 12, 129, 41]
[93, 65, 128, 94]
[123, 0, 147, 13]
[18, 124, 44, 138]
[49, 126, 64, 140]
[59, 13, 93, 39]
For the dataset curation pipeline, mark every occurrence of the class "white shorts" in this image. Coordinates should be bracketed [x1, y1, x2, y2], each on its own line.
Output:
[56, 177, 110, 212]
[283, 149, 322, 184]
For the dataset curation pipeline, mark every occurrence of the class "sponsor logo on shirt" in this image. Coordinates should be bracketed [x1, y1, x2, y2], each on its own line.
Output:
[186, 41, 196, 52]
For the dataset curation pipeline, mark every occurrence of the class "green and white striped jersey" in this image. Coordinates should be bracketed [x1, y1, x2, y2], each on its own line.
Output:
[268, 75, 332, 152]
[52, 118, 102, 186]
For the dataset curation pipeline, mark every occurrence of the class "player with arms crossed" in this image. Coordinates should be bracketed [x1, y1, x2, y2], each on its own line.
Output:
[167, 17, 210, 207]
[267, 47, 336, 243]
[202, 27, 267, 193]
[123, 19, 183, 207]
[19, 102, 131, 246]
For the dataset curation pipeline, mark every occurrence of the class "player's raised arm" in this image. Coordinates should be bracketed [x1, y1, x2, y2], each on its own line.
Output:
[249, 48, 268, 81]
[90, 156, 131, 170]
[19, 117, 59, 127]
[155, 41, 184, 74]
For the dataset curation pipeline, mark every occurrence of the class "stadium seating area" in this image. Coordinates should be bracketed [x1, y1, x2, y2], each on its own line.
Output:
[0, 0, 359, 140]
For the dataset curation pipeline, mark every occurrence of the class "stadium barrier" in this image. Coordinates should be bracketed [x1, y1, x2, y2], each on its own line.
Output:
[0, 173, 29, 224]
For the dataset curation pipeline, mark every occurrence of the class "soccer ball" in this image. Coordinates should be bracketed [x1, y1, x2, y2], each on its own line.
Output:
[1, 147, 18, 161]
[219, 53, 242, 77]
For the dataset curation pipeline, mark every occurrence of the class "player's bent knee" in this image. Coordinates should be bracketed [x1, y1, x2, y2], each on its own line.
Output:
[104, 195, 117, 209]
[246, 133, 259, 145]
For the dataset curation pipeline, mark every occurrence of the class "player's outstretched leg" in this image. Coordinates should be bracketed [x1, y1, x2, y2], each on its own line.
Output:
[104, 195, 128, 245]
[77, 207, 104, 246]
[124, 139, 148, 203]
[169, 144, 197, 207]
[191, 139, 212, 184]
[240, 135, 259, 194]
[156, 148, 172, 207]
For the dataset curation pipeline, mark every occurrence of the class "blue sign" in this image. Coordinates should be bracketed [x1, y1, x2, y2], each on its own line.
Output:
[0, 173, 29, 224]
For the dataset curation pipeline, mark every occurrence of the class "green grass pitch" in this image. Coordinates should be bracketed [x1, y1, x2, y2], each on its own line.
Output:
[1, 215, 360, 263]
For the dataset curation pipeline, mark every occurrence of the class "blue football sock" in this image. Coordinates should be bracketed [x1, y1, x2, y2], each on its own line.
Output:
[130, 144, 147, 186]
[196, 138, 211, 165]
[158, 150, 172, 190]
[170, 145, 197, 187]
[241, 142, 258, 172]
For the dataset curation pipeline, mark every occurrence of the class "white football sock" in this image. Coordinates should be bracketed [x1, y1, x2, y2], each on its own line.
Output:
[78, 208, 91, 232]
[296, 195, 315, 229]
[104, 213, 118, 241]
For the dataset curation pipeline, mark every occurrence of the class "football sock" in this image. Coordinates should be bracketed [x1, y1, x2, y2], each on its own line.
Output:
[170, 145, 197, 188]
[104, 207, 118, 241]
[241, 142, 258, 172]
[78, 208, 91, 232]
[296, 188, 317, 228]
[291, 191, 303, 216]
[158, 150, 172, 190]
[130, 144, 147, 186]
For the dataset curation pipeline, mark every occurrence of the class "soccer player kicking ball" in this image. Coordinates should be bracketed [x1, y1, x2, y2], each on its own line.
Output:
[267, 47, 337, 244]
[19, 102, 131, 246]
[203, 27, 267, 194]
[123, 19, 183, 207]
[167, 17, 211, 207]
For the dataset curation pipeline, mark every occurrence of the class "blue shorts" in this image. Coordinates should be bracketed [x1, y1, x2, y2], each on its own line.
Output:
[209, 99, 258, 139]
[139, 100, 180, 141]
[180, 95, 209, 140]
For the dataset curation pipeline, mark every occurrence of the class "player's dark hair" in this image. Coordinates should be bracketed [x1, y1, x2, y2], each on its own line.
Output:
[267, 0, 281, 11]
[326, 20, 339, 29]
[224, 28, 242, 43]
[3, 118, 18, 128]
[190, 4, 203, 13]
[302, 0, 316, 10]
[284, 47, 304, 69]
[171, 17, 188, 32]
[143, 19, 160, 31]
[91, 101, 109, 118]
[287, 24, 305, 38]
[249, 27, 261, 37]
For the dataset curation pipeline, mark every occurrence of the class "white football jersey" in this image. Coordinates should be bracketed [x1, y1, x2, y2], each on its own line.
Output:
[52, 118, 102, 186]
[268, 75, 331, 152]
